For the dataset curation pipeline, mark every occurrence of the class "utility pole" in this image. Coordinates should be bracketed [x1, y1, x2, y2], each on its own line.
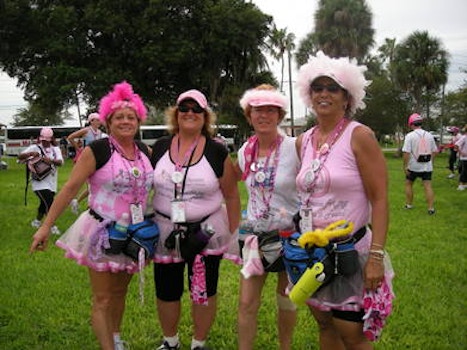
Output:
[287, 49, 294, 136]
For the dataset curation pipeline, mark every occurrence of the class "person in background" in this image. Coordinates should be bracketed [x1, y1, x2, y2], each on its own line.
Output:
[454, 125, 467, 190]
[446, 126, 461, 179]
[402, 113, 438, 214]
[68, 113, 108, 214]
[294, 51, 394, 349]
[150, 89, 240, 350]
[29, 81, 153, 350]
[18, 127, 64, 234]
[235, 84, 299, 350]
[59, 136, 69, 159]
[68, 112, 108, 150]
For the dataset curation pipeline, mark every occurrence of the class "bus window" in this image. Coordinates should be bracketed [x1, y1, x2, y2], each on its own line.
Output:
[4, 126, 80, 156]
[139, 125, 169, 146]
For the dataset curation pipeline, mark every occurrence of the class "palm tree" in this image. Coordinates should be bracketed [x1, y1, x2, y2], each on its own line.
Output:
[267, 25, 286, 91]
[313, 0, 374, 61]
[393, 31, 449, 114]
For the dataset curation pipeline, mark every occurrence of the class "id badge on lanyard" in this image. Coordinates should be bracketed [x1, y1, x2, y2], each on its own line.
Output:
[130, 203, 144, 224]
[171, 199, 186, 223]
[299, 208, 313, 233]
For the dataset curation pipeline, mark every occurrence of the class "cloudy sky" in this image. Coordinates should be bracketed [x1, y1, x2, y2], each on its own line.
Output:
[1, 0, 466, 126]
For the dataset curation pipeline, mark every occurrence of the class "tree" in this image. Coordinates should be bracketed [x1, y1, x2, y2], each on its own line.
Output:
[267, 25, 295, 92]
[313, 0, 374, 61]
[0, 0, 273, 125]
[393, 31, 449, 115]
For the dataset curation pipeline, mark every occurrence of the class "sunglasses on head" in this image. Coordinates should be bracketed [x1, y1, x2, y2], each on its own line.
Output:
[310, 84, 342, 94]
[178, 104, 204, 113]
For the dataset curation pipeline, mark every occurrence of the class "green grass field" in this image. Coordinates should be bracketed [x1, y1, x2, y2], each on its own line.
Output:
[0, 152, 465, 350]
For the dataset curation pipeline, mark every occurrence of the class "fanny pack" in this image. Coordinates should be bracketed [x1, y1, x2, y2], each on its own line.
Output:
[256, 230, 284, 272]
[160, 212, 213, 261]
[91, 209, 160, 261]
[283, 227, 367, 289]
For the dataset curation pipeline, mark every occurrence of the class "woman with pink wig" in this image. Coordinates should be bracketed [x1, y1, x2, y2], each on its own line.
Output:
[293, 52, 394, 348]
[235, 84, 299, 350]
[30, 81, 153, 350]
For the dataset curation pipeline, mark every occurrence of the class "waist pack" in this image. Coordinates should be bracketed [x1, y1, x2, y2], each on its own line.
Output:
[257, 230, 284, 272]
[106, 219, 160, 261]
[282, 233, 334, 287]
[165, 221, 214, 261]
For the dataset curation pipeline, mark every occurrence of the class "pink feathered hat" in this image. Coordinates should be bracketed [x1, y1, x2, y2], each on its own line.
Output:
[239, 89, 288, 111]
[98, 81, 147, 122]
[297, 51, 370, 116]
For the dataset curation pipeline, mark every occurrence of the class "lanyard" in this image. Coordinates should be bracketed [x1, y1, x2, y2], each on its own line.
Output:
[248, 135, 283, 219]
[173, 135, 199, 199]
[109, 137, 146, 203]
[301, 118, 347, 207]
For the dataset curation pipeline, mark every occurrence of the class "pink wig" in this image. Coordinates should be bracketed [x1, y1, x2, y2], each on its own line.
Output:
[98, 81, 148, 122]
[239, 89, 288, 111]
[297, 51, 370, 116]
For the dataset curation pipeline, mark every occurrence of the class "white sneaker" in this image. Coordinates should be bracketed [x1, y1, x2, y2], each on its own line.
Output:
[70, 198, 79, 215]
[115, 339, 129, 350]
[51, 226, 61, 235]
[457, 185, 466, 191]
[447, 173, 456, 179]
[31, 219, 41, 228]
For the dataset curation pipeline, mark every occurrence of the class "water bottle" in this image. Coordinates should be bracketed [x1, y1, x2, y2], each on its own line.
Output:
[114, 213, 130, 233]
[238, 210, 252, 241]
[289, 262, 326, 305]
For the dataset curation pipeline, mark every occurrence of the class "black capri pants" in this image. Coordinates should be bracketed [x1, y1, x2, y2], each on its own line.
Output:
[154, 255, 222, 302]
[34, 189, 55, 218]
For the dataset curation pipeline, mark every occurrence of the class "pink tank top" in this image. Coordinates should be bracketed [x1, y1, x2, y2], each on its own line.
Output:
[296, 121, 369, 230]
[88, 150, 153, 221]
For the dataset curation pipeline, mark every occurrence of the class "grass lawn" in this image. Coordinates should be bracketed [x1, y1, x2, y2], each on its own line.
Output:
[0, 151, 465, 350]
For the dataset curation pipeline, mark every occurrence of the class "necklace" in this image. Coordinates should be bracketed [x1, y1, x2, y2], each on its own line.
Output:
[249, 135, 283, 219]
[301, 118, 348, 205]
[172, 135, 199, 184]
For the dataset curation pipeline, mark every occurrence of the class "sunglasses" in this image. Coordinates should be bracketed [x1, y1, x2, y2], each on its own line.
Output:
[310, 84, 342, 94]
[178, 104, 204, 113]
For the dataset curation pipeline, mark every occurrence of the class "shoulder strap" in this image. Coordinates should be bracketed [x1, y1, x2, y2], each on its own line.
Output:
[135, 140, 150, 159]
[205, 137, 228, 178]
[89, 138, 112, 170]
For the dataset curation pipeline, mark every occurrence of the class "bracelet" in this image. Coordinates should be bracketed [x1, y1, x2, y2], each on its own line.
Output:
[369, 249, 385, 257]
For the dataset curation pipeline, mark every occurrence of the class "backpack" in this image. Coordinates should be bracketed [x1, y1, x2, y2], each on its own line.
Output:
[414, 132, 431, 163]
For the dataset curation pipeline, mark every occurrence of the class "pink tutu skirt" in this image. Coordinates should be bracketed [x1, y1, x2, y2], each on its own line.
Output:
[56, 210, 141, 274]
[153, 205, 241, 264]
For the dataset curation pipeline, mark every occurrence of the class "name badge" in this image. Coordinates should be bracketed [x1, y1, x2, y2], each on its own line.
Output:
[299, 208, 313, 233]
[130, 203, 144, 224]
[171, 199, 186, 223]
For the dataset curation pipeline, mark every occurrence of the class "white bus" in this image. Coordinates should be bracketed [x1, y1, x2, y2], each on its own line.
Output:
[138, 125, 170, 146]
[3, 125, 81, 156]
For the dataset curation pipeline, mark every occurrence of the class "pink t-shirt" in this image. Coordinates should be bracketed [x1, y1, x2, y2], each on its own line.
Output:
[296, 121, 369, 230]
